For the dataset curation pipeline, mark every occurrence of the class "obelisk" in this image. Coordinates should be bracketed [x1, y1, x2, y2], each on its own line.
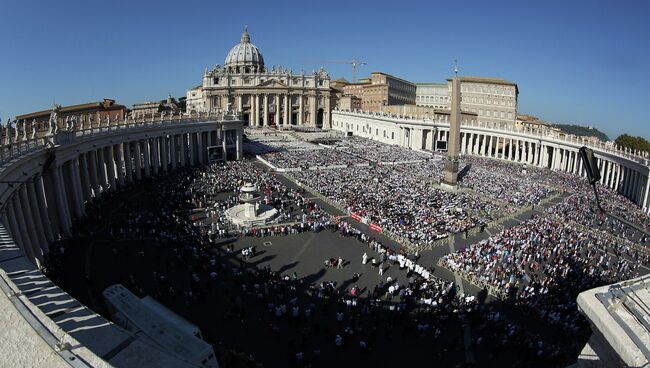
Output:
[442, 62, 461, 190]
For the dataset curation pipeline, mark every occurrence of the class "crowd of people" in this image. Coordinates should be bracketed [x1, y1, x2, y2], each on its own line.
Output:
[44, 159, 569, 366]
[331, 137, 432, 163]
[292, 165, 505, 247]
[441, 186, 650, 334]
[262, 149, 367, 170]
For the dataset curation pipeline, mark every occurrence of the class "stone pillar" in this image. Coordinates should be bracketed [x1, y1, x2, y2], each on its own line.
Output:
[152, 137, 160, 175]
[6, 201, 29, 260]
[88, 151, 100, 196]
[310, 95, 317, 126]
[197, 132, 205, 165]
[515, 140, 520, 161]
[134, 141, 142, 180]
[236, 129, 242, 160]
[254, 94, 260, 126]
[66, 160, 83, 218]
[188, 133, 195, 167]
[124, 142, 133, 183]
[25, 180, 48, 256]
[161, 137, 169, 173]
[288, 95, 293, 126]
[19, 185, 42, 263]
[274, 95, 280, 126]
[614, 164, 621, 191]
[29, 178, 53, 246]
[34, 176, 54, 244]
[284, 94, 289, 127]
[298, 95, 304, 125]
[104, 147, 116, 190]
[97, 147, 108, 191]
[79, 152, 92, 201]
[115, 144, 125, 186]
[263, 94, 269, 126]
[641, 176, 650, 212]
[170, 135, 178, 171]
[143, 139, 151, 177]
[487, 135, 493, 157]
[52, 166, 72, 236]
[178, 134, 186, 167]
[237, 94, 243, 112]
[222, 129, 227, 159]
[460, 133, 467, 154]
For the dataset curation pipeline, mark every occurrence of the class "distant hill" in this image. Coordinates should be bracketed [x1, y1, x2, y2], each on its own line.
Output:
[552, 124, 609, 141]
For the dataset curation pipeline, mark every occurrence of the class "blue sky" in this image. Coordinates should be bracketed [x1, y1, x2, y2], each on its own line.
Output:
[0, 0, 648, 139]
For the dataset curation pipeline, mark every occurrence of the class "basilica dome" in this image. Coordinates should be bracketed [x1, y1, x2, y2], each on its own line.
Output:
[224, 28, 265, 73]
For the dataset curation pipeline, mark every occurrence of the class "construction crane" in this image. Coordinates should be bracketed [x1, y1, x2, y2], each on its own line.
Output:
[308, 60, 367, 82]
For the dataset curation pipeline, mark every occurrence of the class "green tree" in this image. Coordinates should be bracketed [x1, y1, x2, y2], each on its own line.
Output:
[615, 134, 650, 153]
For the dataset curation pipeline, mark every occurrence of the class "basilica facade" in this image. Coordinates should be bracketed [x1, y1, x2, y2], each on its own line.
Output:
[187, 29, 333, 128]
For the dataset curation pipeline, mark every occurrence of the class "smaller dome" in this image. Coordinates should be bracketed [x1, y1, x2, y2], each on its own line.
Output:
[224, 28, 265, 72]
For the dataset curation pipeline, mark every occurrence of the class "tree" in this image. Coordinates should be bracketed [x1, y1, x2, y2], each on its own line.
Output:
[615, 134, 650, 153]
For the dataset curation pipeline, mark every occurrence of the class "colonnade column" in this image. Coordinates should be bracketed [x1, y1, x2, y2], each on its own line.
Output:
[88, 151, 100, 196]
[179, 134, 186, 167]
[170, 135, 178, 171]
[105, 147, 116, 190]
[487, 136, 493, 157]
[6, 201, 30, 261]
[197, 132, 205, 165]
[124, 142, 133, 183]
[152, 138, 160, 175]
[67, 160, 84, 218]
[53, 166, 72, 236]
[18, 185, 41, 263]
[135, 141, 142, 180]
[29, 178, 53, 246]
[143, 139, 151, 178]
[25, 181, 48, 256]
[79, 153, 92, 201]
[161, 137, 169, 173]
[115, 144, 125, 187]
[34, 177, 54, 244]
[97, 147, 108, 191]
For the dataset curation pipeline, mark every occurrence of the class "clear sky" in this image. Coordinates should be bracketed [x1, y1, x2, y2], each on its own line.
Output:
[1, 0, 648, 140]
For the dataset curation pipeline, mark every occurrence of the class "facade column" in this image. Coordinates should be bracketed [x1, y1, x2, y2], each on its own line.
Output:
[274, 95, 280, 126]
[115, 144, 126, 186]
[284, 94, 289, 127]
[133, 141, 142, 181]
[614, 164, 621, 191]
[124, 142, 133, 183]
[514, 140, 520, 161]
[237, 94, 243, 112]
[288, 95, 293, 126]
[461, 134, 467, 154]
[551, 147, 557, 170]
[263, 94, 269, 126]
[254, 94, 260, 126]
[143, 139, 151, 177]
[310, 95, 317, 126]
[619, 166, 627, 194]
[298, 95, 304, 125]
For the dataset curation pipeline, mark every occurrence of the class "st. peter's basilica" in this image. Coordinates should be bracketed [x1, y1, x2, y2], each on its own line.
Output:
[186, 28, 333, 128]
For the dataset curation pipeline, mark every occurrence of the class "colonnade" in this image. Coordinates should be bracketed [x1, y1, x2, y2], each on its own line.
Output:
[0, 126, 244, 267]
[332, 111, 650, 214]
